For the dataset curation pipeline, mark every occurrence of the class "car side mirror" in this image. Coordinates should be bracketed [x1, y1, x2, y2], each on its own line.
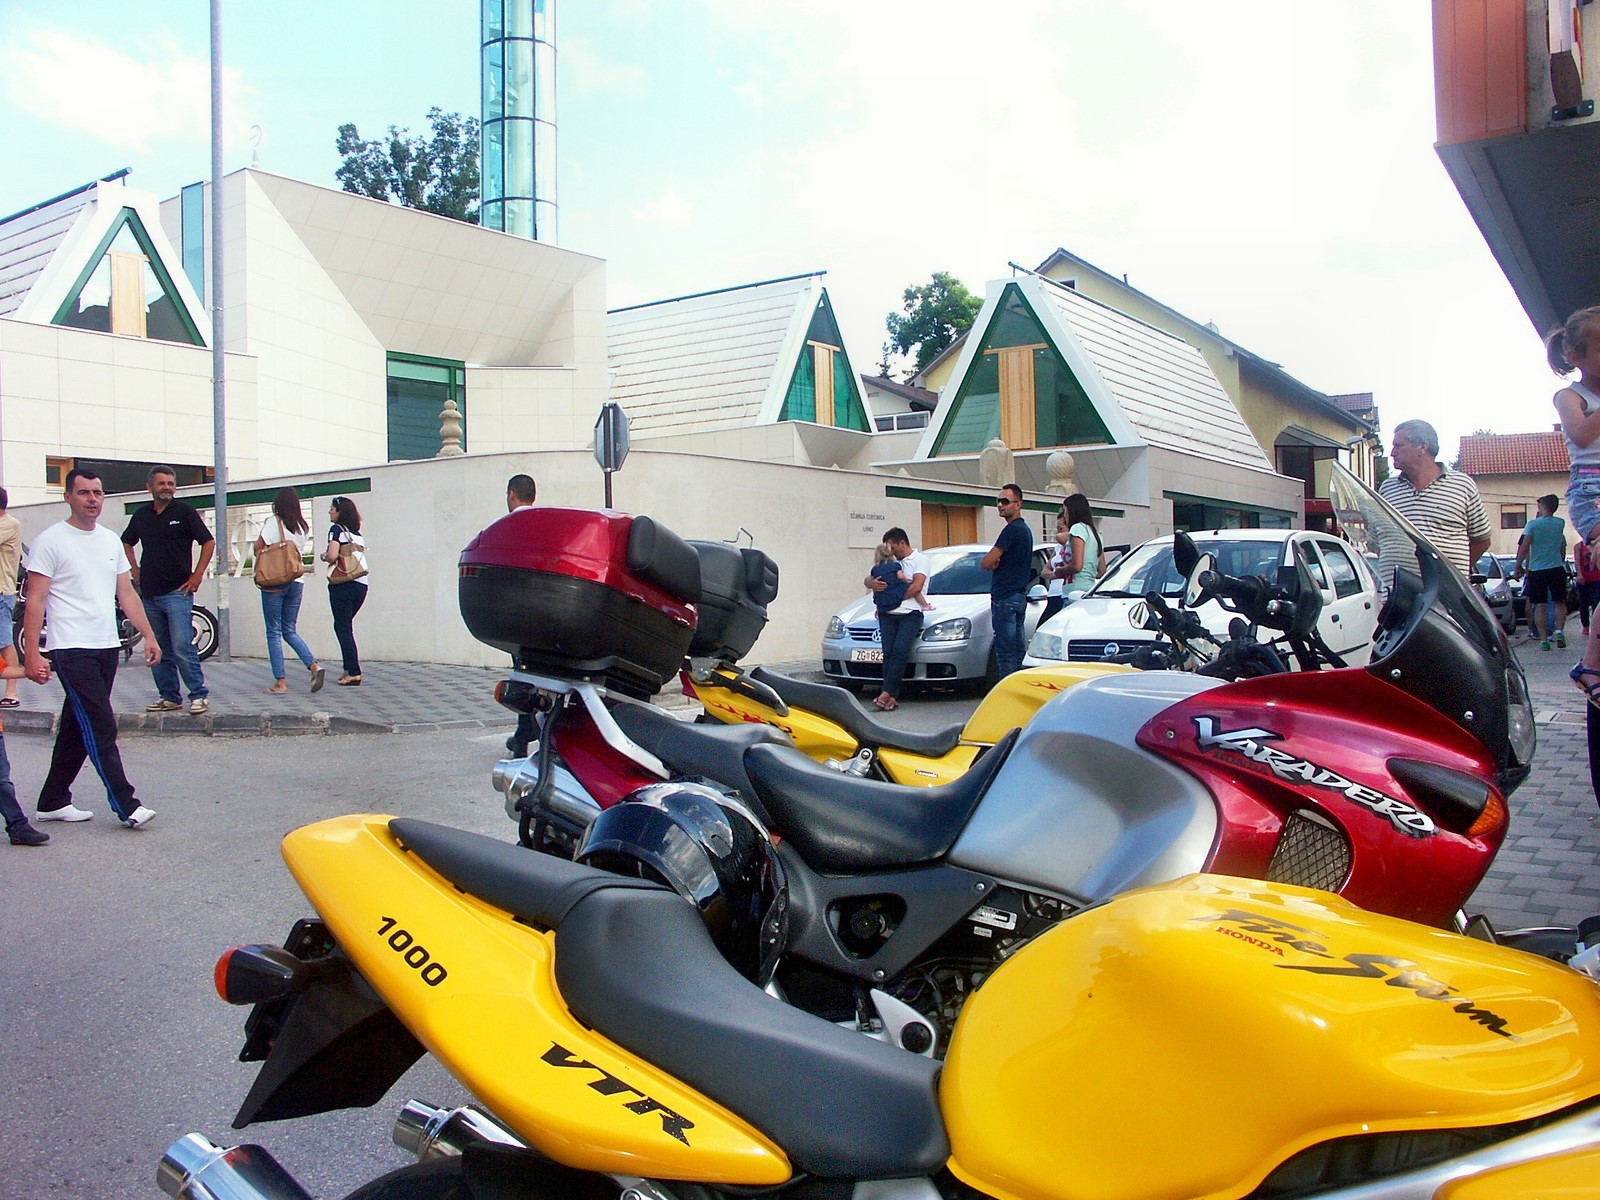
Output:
[1469, 573, 1487, 586]
[1027, 583, 1049, 601]
[1185, 552, 1217, 608]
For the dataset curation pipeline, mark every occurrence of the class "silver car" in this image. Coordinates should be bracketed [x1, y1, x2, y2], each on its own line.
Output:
[821, 543, 1054, 690]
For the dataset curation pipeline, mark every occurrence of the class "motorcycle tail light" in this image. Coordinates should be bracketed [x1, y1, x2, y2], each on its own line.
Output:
[214, 945, 316, 1005]
[493, 680, 536, 714]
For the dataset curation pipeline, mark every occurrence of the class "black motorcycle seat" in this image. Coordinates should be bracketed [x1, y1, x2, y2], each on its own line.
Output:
[556, 882, 948, 1179]
[745, 728, 1019, 873]
[750, 667, 967, 757]
[389, 818, 666, 930]
[609, 701, 785, 814]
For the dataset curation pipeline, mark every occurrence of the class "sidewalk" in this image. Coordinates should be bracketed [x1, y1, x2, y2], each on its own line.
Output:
[0, 654, 702, 740]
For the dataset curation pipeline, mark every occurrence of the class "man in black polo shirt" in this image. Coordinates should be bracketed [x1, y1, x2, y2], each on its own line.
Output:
[122, 466, 214, 715]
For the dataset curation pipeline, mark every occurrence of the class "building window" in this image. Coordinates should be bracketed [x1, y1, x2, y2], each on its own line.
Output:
[387, 353, 467, 461]
[779, 294, 868, 431]
[52, 209, 203, 346]
[1501, 505, 1527, 530]
[873, 411, 930, 432]
[44, 457, 73, 490]
[933, 282, 1111, 456]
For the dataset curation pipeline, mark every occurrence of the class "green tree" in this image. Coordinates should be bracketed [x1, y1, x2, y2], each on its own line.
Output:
[885, 272, 984, 376]
[335, 108, 480, 223]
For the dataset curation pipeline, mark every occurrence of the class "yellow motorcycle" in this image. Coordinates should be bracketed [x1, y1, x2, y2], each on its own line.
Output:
[686, 659, 1132, 785]
[163, 813, 1600, 1200]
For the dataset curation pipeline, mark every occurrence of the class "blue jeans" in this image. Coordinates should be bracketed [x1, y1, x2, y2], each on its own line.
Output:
[876, 609, 924, 699]
[261, 579, 316, 681]
[0, 592, 14, 649]
[0, 734, 26, 833]
[990, 592, 1028, 680]
[143, 590, 207, 703]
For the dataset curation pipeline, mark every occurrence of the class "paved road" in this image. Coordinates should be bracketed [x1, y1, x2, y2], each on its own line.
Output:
[1, 633, 1597, 1198]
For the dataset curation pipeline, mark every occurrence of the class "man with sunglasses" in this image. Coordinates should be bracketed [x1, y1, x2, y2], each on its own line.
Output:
[980, 483, 1034, 680]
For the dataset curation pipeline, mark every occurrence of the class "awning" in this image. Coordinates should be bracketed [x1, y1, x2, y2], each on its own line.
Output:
[1276, 424, 1348, 454]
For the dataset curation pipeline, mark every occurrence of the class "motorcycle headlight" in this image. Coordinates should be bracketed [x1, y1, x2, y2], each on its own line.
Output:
[921, 617, 971, 643]
[825, 616, 846, 640]
[1506, 667, 1536, 768]
[1028, 628, 1065, 661]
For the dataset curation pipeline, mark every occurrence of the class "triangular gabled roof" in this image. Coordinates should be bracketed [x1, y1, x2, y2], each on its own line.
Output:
[607, 272, 832, 435]
[0, 169, 127, 319]
[6, 173, 210, 345]
[916, 273, 1271, 471]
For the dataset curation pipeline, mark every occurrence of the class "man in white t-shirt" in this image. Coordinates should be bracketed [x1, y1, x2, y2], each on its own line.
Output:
[864, 527, 930, 711]
[23, 468, 162, 829]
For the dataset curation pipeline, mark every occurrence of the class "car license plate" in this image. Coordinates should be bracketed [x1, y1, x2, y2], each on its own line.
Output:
[850, 648, 884, 664]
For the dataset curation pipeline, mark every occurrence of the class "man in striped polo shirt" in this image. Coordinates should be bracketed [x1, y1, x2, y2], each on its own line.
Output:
[1377, 419, 1491, 580]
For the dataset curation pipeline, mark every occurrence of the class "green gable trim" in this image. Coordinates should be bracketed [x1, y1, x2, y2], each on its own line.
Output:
[121, 477, 372, 517]
[50, 207, 205, 346]
[932, 281, 1112, 457]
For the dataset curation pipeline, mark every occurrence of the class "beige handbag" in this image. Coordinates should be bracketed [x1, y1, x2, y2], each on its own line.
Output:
[253, 519, 305, 590]
[330, 535, 368, 583]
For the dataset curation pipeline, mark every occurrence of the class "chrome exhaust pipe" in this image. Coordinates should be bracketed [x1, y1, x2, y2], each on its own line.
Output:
[157, 1133, 313, 1200]
[393, 1100, 528, 1160]
[493, 756, 601, 831]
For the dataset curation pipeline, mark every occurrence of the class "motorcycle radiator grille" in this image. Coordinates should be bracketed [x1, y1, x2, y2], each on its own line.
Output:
[1265, 809, 1351, 894]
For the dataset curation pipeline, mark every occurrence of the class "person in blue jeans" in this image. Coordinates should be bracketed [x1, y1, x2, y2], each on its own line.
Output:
[0, 655, 46, 845]
[323, 496, 369, 685]
[864, 529, 930, 711]
[121, 465, 213, 715]
[255, 487, 325, 694]
[980, 483, 1034, 680]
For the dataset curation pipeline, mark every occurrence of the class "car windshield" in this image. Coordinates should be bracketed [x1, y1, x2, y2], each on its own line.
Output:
[1495, 555, 1517, 577]
[922, 550, 991, 596]
[1093, 537, 1286, 598]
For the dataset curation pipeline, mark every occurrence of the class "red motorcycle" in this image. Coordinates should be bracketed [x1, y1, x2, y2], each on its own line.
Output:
[460, 468, 1536, 1050]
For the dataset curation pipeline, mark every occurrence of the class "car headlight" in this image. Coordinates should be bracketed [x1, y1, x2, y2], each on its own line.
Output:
[825, 616, 846, 639]
[921, 617, 971, 643]
[1028, 628, 1065, 661]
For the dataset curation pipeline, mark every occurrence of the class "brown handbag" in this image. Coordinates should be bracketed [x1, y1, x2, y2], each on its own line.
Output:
[253, 519, 305, 589]
[329, 536, 368, 583]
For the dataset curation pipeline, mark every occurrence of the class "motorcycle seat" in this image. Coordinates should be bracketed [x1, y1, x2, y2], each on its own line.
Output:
[750, 667, 967, 757]
[555, 876, 949, 1179]
[389, 818, 667, 929]
[745, 727, 1020, 873]
[609, 701, 787, 815]
[389, 818, 950, 1180]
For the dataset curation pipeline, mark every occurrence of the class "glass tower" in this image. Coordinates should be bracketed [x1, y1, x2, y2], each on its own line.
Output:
[481, 0, 557, 241]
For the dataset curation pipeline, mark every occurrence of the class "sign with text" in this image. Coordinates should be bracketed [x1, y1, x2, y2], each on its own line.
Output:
[848, 498, 891, 549]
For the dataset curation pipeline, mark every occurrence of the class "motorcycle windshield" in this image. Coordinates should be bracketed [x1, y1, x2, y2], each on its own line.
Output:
[1326, 465, 1533, 791]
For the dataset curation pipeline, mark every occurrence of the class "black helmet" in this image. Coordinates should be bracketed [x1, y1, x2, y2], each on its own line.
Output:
[576, 782, 788, 985]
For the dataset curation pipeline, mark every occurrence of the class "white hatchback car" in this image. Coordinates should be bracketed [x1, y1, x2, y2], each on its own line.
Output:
[1023, 529, 1383, 668]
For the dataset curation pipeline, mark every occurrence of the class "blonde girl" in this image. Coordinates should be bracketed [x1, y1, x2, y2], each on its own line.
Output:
[1548, 306, 1600, 703]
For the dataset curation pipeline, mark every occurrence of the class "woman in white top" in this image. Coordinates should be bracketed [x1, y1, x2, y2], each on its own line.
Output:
[1060, 492, 1104, 601]
[255, 487, 324, 694]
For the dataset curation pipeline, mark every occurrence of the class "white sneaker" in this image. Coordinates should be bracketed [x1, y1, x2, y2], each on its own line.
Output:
[124, 806, 157, 829]
[36, 804, 92, 823]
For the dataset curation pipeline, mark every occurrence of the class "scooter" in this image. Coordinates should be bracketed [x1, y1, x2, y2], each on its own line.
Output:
[482, 469, 1536, 1053]
[162, 816, 1600, 1200]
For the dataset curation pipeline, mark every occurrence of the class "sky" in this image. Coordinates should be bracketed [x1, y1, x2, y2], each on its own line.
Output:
[0, 1, 1563, 461]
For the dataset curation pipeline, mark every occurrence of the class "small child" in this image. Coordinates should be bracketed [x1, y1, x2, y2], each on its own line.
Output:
[0, 657, 45, 846]
[870, 544, 911, 613]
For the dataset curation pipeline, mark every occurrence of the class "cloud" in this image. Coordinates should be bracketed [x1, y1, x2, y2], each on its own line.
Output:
[563, 34, 646, 100]
[0, 26, 257, 154]
[640, 190, 695, 226]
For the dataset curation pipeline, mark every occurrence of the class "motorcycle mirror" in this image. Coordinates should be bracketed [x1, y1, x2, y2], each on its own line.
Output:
[1129, 599, 1154, 631]
[1173, 532, 1201, 577]
[1185, 552, 1218, 608]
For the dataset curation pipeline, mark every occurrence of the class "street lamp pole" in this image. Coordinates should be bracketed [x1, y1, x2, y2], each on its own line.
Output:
[209, 0, 231, 659]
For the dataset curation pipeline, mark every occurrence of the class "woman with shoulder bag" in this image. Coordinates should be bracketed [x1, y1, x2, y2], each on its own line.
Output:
[255, 487, 324, 694]
[324, 496, 368, 686]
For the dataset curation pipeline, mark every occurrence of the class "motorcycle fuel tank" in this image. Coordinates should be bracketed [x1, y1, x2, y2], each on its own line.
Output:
[941, 875, 1600, 1200]
[948, 672, 1223, 902]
